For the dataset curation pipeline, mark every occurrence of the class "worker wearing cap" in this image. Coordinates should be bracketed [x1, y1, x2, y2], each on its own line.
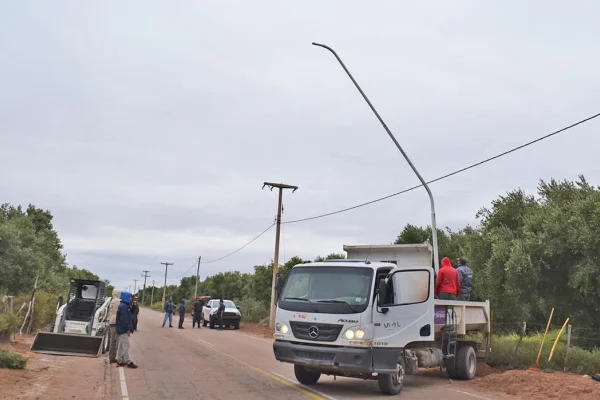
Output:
[107, 289, 122, 363]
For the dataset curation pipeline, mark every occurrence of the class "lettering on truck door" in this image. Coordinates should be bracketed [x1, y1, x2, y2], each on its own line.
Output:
[372, 268, 434, 348]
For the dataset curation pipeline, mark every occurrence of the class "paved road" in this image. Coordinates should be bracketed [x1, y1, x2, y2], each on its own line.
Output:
[109, 308, 516, 400]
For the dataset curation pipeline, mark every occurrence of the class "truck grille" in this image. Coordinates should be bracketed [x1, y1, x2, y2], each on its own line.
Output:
[289, 322, 343, 342]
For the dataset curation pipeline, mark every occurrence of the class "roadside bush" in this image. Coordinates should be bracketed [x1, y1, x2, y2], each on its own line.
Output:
[485, 330, 600, 375]
[0, 349, 27, 369]
[0, 311, 22, 340]
[235, 297, 268, 323]
[151, 301, 163, 311]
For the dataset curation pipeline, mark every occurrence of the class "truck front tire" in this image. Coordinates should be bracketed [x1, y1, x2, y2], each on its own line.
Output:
[456, 345, 477, 380]
[377, 358, 405, 395]
[294, 365, 321, 385]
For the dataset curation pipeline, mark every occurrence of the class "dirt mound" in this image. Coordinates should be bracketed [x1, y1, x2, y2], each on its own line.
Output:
[469, 369, 600, 400]
[475, 362, 496, 377]
[239, 323, 273, 339]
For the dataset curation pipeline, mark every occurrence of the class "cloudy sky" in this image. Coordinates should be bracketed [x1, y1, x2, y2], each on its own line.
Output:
[1, 1, 599, 292]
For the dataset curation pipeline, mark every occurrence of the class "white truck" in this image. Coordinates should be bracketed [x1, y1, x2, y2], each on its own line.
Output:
[272, 244, 490, 396]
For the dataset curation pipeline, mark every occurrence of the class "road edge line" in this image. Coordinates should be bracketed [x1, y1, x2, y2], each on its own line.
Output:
[271, 372, 338, 400]
[118, 367, 129, 400]
[450, 388, 491, 399]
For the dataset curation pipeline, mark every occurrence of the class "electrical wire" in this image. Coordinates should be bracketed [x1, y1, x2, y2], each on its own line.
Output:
[168, 260, 199, 281]
[202, 222, 276, 264]
[284, 112, 600, 224]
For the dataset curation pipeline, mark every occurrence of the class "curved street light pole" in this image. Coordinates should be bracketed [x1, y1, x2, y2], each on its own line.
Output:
[312, 42, 440, 273]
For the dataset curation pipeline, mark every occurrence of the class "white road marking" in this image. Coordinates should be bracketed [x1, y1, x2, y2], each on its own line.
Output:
[240, 332, 274, 344]
[197, 338, 214, 348]
[450, 388, 491, 399]
[271, 372, 339, 400]
[118, 367, 129, 400]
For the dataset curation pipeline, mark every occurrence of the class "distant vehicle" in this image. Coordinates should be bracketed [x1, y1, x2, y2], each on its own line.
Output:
[201, 299, 241, 329]
[30, 279, 111, 357]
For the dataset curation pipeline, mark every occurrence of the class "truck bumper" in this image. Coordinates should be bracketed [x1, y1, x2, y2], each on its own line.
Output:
[273, 340, 374, 374]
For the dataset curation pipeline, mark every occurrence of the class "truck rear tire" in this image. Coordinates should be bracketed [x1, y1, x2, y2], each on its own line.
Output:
[294, 365, 321, 385]
[377, 358, 405, 395]
[455, 345, 477, 380]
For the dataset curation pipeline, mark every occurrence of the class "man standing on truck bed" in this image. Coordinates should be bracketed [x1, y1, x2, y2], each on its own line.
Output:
[435, 257, 461, 300]
[456, 257, 473, 301]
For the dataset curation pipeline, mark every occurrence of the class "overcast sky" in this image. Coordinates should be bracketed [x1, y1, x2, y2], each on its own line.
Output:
[1, 1, 599, 292]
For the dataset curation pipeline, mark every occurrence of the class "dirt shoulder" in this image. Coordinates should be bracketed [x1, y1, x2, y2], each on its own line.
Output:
[0, 335, 109, 400]
[239, 323, 600, 399]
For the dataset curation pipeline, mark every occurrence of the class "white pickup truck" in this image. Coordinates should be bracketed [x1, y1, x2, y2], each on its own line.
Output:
[272, 244, 490, 396]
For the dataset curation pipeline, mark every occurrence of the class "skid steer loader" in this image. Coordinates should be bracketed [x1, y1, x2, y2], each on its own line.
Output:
[31, 279, 111, 357]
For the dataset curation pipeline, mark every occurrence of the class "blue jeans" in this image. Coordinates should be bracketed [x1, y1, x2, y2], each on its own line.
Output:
[162, 312, 173, 327]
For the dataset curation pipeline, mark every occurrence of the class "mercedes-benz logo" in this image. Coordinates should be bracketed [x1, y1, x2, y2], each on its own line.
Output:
[308, 326, 319, 339]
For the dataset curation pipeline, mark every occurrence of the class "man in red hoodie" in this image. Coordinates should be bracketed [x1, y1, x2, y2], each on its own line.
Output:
[435, 257, 461, 300]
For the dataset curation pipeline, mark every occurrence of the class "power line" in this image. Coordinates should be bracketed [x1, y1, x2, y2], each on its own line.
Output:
[284, 112, 600, 224]
[203, 222, 276, 264]
[169, 259, 200, 281]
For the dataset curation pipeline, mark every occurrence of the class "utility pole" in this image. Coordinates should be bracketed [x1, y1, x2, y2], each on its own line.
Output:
[194, 256, 202, 299]
[133, 279, 139, 295]
[141, 270, 151, 306]
[151, 280, 155, 305]
[263, 182, 298, 330]
[160, 262, 173, 305]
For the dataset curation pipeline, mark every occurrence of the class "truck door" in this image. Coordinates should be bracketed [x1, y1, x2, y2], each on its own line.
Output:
[372, 267, 434, 348]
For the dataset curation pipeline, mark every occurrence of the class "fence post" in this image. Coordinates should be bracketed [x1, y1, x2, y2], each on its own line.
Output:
[564, 324, 572, 372]
[514, 321, 526, 362]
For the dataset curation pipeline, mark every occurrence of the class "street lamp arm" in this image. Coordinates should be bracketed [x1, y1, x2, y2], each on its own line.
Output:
[312, 42, 440, 272]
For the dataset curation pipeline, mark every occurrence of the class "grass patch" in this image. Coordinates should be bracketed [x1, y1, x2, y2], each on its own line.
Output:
[484, 330, 600, 375]
[0, 349, 27, 369]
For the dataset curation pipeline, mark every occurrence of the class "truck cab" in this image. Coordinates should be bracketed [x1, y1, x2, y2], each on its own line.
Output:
[272, 244, 490, 395]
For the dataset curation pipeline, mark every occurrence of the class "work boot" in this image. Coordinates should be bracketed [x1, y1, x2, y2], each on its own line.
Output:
[127, 362, 138, 369]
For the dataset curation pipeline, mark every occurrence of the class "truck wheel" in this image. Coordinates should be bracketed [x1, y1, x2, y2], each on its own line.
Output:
[378, 358, 405, 395]
[294, 365, 321, 385]
[234, 324, 240, 330]
[455, 345, 477, 380]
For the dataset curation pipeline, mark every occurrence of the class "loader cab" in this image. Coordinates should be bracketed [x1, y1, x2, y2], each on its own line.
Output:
[65, 280, 106, 322]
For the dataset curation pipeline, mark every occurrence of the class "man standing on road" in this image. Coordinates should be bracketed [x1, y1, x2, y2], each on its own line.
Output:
[192, 297, 204, 328]
[162, 296, 174, 328]
[116, 291, 138, 368]
[178, 299, 186, 329]
[434, 257, 461, 300]
[131, 297, 140, 331]
[456, 257, 473, 301]
[107, 289, 122, 363]
[217, 298, 225, 331]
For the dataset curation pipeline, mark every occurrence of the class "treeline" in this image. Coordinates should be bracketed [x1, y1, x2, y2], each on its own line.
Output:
[143, 176, 600, 341]
[0, 204, 112, 336]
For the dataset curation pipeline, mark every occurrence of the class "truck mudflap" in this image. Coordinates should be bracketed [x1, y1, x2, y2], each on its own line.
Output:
[30, 332, 104, 357]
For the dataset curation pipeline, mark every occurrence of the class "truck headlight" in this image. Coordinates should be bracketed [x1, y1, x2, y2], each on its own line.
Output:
[276, 323, 289, 334]
[344, 328, 365, 340]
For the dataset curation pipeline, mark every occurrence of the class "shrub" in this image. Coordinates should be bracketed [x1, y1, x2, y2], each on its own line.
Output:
[0, 311, 22, 339]
[235, 298, 268, 323]
[151, 301, 163, 310]
[484, 330, 600, 375]
[0, 349, 27, 369]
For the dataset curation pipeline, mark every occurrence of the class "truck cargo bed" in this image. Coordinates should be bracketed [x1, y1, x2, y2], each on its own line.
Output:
[434, 299, 490, 335]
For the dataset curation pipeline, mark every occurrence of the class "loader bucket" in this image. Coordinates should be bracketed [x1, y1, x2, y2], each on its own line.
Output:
[30, 332, 104, 357]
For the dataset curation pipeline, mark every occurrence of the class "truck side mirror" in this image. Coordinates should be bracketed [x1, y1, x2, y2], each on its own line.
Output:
[377, 279, 388, 307]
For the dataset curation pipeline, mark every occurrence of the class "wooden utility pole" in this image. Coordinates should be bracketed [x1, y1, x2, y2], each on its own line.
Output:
[193, 256, 202, 299]
[161, 262, 173, 305]
[141, 270, 151, 306]
[263, 182, 298, 330]
[133, 279, 139, 295]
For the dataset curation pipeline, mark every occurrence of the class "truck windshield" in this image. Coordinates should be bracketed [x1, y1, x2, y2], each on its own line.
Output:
[279, 266, 373, 314]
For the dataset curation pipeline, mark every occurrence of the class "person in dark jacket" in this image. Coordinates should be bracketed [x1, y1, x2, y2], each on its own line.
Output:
[131, 298, 140, 331]
[217, 298, 225, 331]
[192, 297, 204, 328]
[178, 299, 186, 329]
[115, 291, 138, 368]
[456, 257, 473, 301]
[434, 257, 461, 300]
[162, 296, 174, 328]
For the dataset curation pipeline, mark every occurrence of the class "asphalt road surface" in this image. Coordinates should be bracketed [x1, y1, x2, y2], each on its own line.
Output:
[109, 308, 516, 400]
